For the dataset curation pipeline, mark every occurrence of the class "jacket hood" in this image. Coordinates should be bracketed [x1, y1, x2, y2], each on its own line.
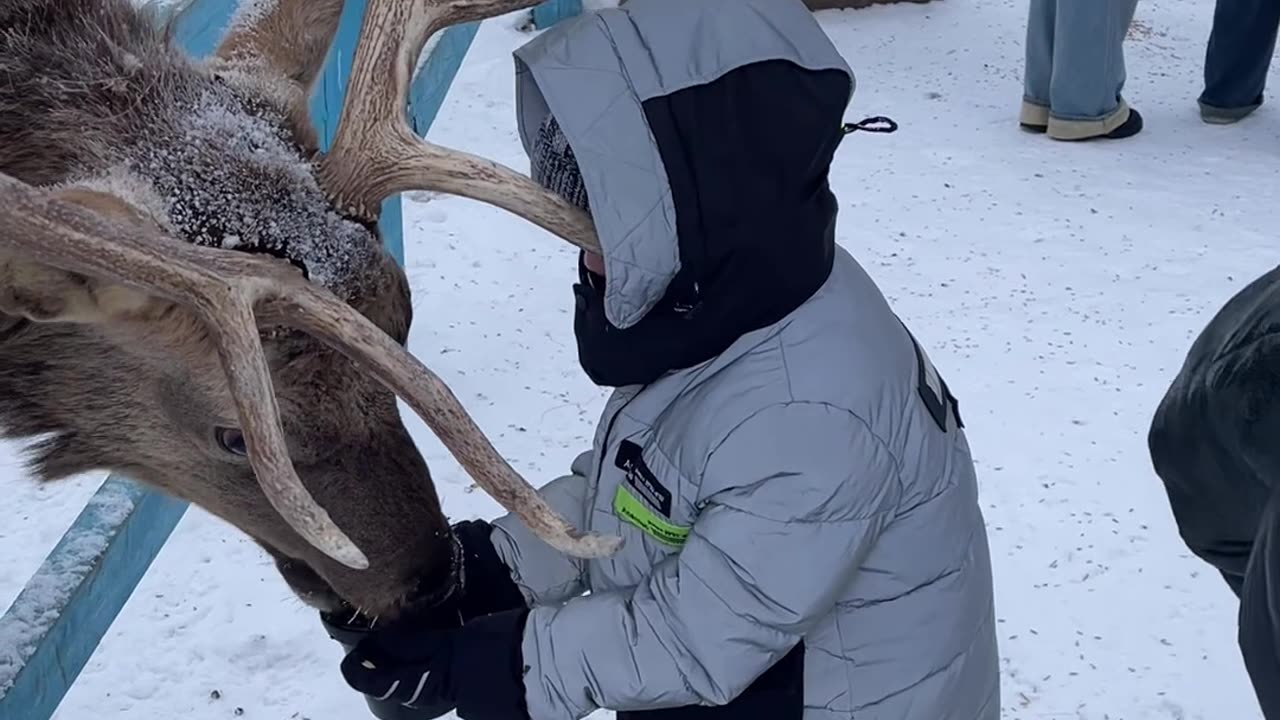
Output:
[511, 0, 856, 332]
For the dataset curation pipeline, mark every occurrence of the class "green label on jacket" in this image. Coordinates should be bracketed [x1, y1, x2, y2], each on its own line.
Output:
[613, 485, 690, 547]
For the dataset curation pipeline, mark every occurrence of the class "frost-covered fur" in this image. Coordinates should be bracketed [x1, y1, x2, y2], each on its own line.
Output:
[0, 0, 455, 616]
[1, 0, 374, 291]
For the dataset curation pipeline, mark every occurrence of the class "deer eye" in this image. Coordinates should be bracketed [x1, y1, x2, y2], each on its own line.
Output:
[215, 427, 248, 456]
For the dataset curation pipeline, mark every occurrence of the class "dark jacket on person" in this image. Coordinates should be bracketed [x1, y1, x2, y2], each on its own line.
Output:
[1149, 263, 1280, 720]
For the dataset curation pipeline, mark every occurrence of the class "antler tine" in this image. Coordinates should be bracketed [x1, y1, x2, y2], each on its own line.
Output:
[318, 0, 601, 253]
[0, 171, 369, 570]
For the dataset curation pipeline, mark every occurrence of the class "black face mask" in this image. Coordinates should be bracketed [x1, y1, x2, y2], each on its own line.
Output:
[572, 255, 706, 388]
[571, 206, 836, 390]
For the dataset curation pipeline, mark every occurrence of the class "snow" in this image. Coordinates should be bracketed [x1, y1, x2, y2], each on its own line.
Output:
[0, 446, 103, 670]
[0, 479, 140, 695]
[1, 0, 1276, 718]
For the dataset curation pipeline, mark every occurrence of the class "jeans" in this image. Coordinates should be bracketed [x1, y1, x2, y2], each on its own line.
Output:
[1200, 0, 1280, 116]
[1021, 0, 1139, 134]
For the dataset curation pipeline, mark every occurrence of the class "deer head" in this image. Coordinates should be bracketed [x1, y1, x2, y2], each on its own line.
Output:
[0, 0, 617, 620]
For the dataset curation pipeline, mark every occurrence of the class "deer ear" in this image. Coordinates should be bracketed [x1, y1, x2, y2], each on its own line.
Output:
[0, 189, 168, 325]
[211, 0, 346, 98]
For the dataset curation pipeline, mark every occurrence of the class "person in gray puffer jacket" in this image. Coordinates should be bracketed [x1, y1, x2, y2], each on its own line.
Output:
[333, 1, 1001, 719]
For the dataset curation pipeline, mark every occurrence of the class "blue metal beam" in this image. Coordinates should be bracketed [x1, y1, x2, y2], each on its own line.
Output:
[410, 22, 482, 136]
[533, 0, 584, 28]
[0, 479, 186, 720]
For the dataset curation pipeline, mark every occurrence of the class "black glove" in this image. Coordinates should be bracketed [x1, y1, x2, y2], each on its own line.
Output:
[449, 519, 529, 620]
[325, 519, 531, 720]
[340, 606, 532, 720]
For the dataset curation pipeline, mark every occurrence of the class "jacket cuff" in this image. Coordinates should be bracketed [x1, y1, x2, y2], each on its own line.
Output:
[452, 519, 528, 619]
[452, 608, 532, 720]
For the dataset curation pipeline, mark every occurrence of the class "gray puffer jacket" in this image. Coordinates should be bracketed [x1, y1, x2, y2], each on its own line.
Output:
[487, 1, 1001, 719]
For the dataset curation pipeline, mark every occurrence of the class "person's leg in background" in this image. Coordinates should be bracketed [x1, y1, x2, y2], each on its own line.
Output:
[1019, 0, 1142, 140]
[1020, 0, 1056, 131]
[1200, 0, 1280, 124]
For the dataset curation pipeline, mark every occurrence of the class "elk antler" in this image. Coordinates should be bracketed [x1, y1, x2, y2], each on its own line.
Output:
[0, 171, 624, 566]
[317, 0, 601, 254]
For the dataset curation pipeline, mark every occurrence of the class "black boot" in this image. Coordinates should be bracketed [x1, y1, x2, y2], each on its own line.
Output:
[1102, 107, 1143, 139]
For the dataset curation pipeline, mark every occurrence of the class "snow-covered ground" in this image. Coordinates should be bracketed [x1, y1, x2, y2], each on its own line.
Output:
[3, 0, 1278, 718]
